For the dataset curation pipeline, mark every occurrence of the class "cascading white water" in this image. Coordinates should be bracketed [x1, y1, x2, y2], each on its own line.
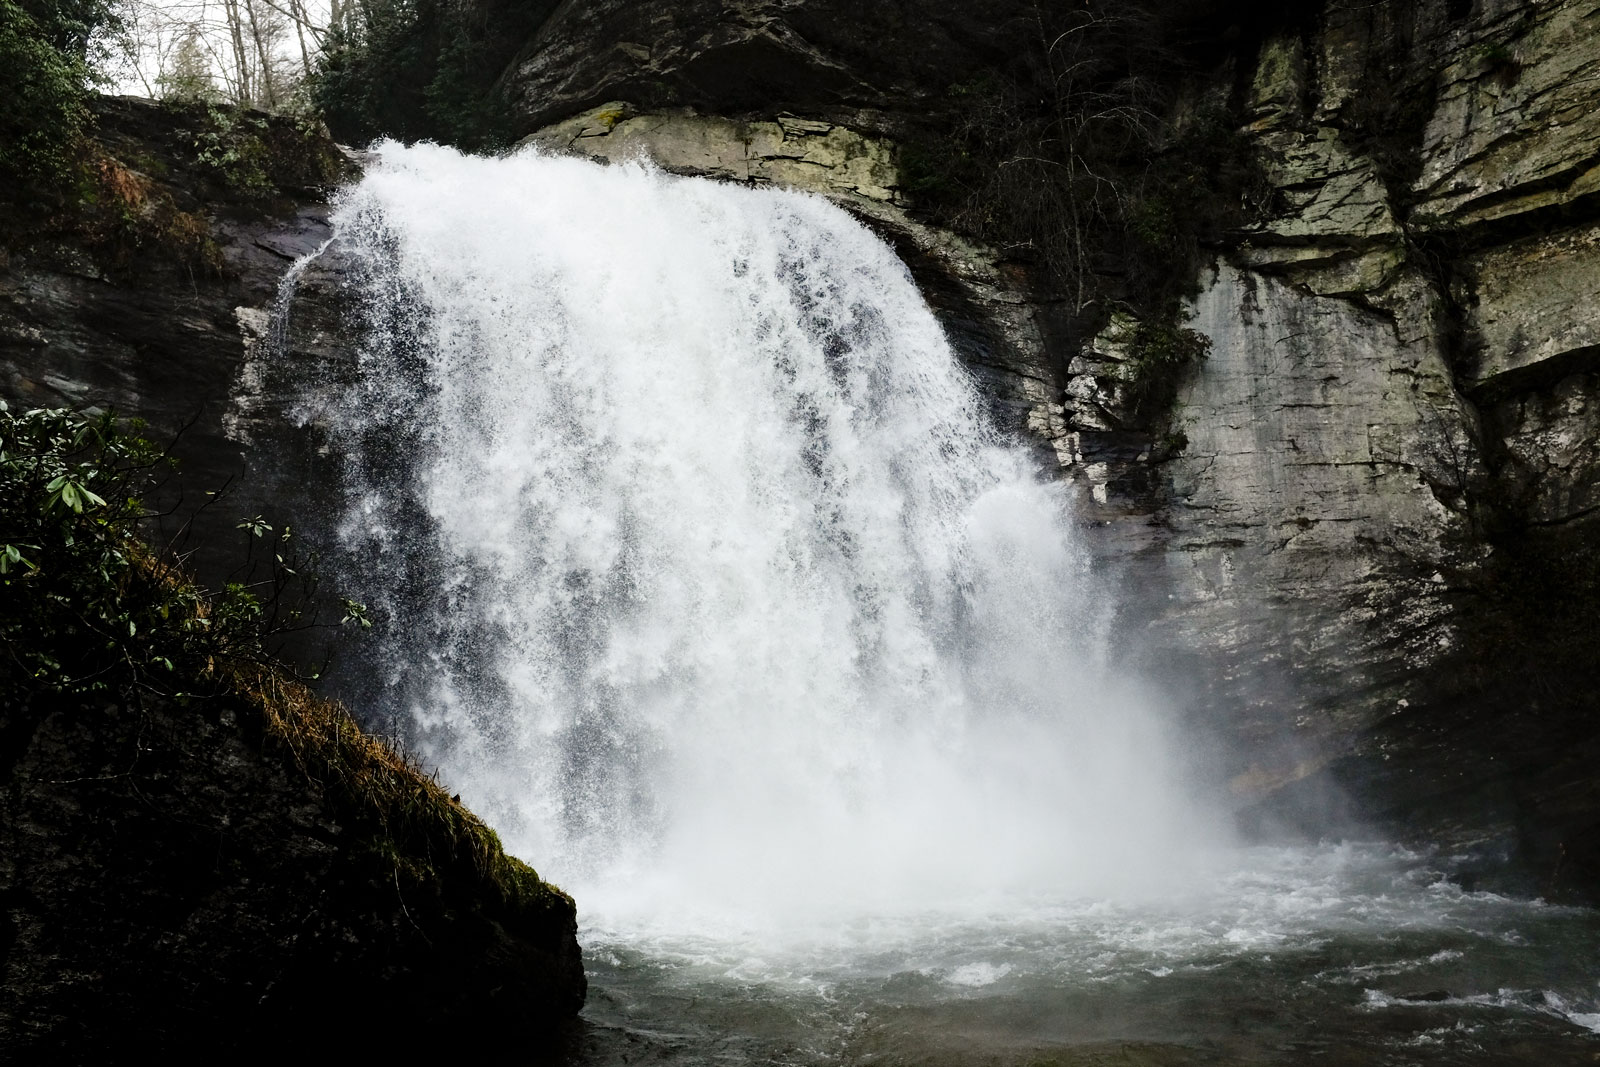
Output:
[284, 143, 1600, 1061]
[315, 142, 1225, 933]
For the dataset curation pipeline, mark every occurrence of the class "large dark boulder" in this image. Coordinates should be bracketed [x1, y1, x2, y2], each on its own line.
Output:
[498, 0, 1021, 134]
[0, 684, 585, 1056]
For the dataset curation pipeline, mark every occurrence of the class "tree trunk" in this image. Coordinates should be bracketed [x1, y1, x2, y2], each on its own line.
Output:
[246, 0, 277, 109]
[223, 0, 253, 106]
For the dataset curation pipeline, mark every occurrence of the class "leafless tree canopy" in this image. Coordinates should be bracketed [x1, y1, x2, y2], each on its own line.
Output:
[116, 0, 333, 110]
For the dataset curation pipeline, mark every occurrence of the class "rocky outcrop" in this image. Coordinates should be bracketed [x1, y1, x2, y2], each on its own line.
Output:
[1053, 0, 1600, 886]
[520, 101, 1056, 435]
[497, 0, 1039, 135]
[9, 4, 1600, 895]
[0, 96, 354, 589]
[1408, 0, 1600, 233]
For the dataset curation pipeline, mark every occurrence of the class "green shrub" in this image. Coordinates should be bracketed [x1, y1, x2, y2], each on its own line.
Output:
[0, 0, 127, 186]
[312, 0, 552, 151]
[1114, 311, 1212, 414]
[190, 104, 276, 196]
[0, 400, 566, 911]
[0, 0, 94, 188]
[0, 403, 331, 698]
[2, 403, 164, 693]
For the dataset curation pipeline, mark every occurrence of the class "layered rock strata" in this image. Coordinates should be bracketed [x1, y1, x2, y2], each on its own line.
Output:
[8, 1, 1600, 894]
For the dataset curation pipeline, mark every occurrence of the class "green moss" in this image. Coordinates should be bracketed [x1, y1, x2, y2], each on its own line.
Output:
[68, 152, 225, 273]
[190, 107, 274, 195]
[231, 661, 570, 919]
[1475, 41, 1516, 69]
[6, 97, 347, 271]
[1155, 428, 1189, 460]
[177, 103, 349, 199]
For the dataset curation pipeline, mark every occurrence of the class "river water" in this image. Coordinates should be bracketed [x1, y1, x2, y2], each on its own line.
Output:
[299, 143, 1600, 1065]
[570, 843, 1600, 1065]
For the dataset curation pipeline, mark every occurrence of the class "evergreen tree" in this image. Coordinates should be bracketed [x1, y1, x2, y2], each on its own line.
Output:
[158, 29, 218, 103]
[0, 0, 123, 187]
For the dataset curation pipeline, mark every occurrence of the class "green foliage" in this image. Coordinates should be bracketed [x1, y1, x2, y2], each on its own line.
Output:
[1113, 311, 1212, 414]
[0, 0, 126, 188]
[339, 597, 373, 629]
[312, 0, 431, 144]
[0, 400, 565, 918]
[312, 0, 553, 151]
[0, 403, 359, 699]
[0, 0, 96, 188]
[0, 402, 177, 694]
[1475, 41, 1516, 69]
[161, 99, 352, 208]
[191, 104, 275, 196]
[62, 151, 225, 271]
[897, 138, 968, 201]
[422, 24, 511, 149]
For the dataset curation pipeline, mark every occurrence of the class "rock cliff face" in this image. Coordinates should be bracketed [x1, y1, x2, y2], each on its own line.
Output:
[0, 97, 353, 586]
[520, 104, 1056, 436]
[1105, 0, 1600, 885]
[497, 0, 1600, 890]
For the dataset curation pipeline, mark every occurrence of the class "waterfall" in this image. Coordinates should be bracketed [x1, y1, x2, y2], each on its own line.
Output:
[312, 142, 1222, 932]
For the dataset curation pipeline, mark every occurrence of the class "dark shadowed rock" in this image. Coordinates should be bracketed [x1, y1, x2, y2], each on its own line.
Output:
[0, 685, 585, 1056]
[0, 96, 357, 592]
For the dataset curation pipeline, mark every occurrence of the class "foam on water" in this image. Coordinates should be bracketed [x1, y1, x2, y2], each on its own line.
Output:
[564, 841, 1600, 1062]
[312, 141, 1225, 935]
[571, 841, 1570, 983]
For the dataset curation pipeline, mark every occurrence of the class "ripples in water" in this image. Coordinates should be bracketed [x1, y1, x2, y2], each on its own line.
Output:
[562, 843, 1600, 1066]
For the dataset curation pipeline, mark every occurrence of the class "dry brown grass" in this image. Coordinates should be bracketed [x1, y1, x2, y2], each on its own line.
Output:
[63, 148, 225, 274]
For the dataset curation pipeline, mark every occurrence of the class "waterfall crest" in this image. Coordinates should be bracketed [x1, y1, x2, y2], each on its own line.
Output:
[314, 142, 1221, 930]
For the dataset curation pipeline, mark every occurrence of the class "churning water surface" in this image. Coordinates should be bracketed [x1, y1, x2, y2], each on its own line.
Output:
[296, 143, 1600, 1064]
